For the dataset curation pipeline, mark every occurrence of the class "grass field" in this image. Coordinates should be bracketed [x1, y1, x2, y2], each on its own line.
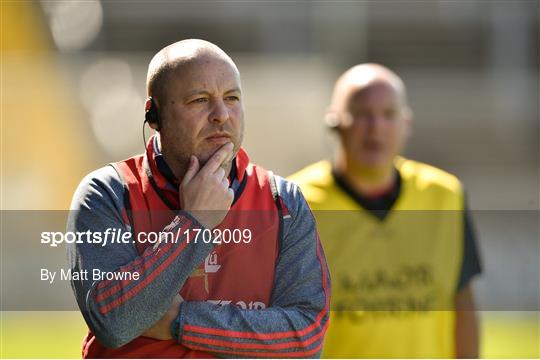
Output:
[1, 311, 538, 358]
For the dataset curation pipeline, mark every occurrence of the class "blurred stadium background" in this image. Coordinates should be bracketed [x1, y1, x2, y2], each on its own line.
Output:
[1, 0, 538, 358]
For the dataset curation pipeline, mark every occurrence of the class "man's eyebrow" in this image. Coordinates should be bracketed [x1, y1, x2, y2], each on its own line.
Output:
[184, 89, 211, 98]
[225, 87, 242, 94]
[184, 88, 241, 97]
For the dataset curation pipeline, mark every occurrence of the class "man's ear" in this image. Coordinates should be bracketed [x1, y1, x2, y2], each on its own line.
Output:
[325, 107, 354, 130]
[325, 110, 341, 130]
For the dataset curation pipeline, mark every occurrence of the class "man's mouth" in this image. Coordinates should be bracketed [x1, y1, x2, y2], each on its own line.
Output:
[206, 133, 232, 144]
[363, 140, 383, 152]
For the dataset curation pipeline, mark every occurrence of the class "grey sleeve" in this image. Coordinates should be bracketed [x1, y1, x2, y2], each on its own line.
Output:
[67, 166, 216, 348]
[174, 176, 331, 358]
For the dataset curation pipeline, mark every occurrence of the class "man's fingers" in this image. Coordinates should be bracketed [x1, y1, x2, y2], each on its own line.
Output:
[221, 177, 229, 189]
[227, 188, 235, 202]
[201, 142, 233, 174]
[181, 155, 199, 186]
[215, 167, 226, 180]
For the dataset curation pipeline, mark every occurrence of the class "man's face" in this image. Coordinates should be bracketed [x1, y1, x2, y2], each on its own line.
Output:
[338, 81, 410, 169]
[158, 57, 244, 168]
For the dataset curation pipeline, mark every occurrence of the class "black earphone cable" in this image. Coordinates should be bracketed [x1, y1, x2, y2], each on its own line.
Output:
[142, 119, 148, 149]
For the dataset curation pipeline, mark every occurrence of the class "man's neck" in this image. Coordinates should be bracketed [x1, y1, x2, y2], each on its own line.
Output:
[333, 155, 396, 197]
[161, 154, 189, 183]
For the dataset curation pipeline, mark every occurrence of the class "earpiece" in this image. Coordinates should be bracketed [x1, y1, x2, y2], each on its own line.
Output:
[144, 97, 160, 130]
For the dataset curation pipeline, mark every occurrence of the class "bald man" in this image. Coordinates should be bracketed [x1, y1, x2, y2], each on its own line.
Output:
[68, 39, 329, 358]
[290, 63, 481, 358]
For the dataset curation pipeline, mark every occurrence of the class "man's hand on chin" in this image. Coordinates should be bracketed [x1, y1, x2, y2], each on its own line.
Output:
[142, 294, 184, 340]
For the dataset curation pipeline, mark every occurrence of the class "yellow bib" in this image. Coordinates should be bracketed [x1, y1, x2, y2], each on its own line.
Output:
[290, 158, 464, 358]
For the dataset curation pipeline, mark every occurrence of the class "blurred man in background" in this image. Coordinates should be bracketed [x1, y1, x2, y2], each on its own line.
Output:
[290, 63, 481, 358]
[68, 39, 329, 358]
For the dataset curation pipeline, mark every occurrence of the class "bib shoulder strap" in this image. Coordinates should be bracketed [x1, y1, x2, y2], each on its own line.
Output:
[267, 171, 283, 249]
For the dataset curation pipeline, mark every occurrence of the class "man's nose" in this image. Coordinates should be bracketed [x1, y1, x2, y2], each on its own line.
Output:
[366, 115, 384, 129]
[210, 99, 229, 124]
